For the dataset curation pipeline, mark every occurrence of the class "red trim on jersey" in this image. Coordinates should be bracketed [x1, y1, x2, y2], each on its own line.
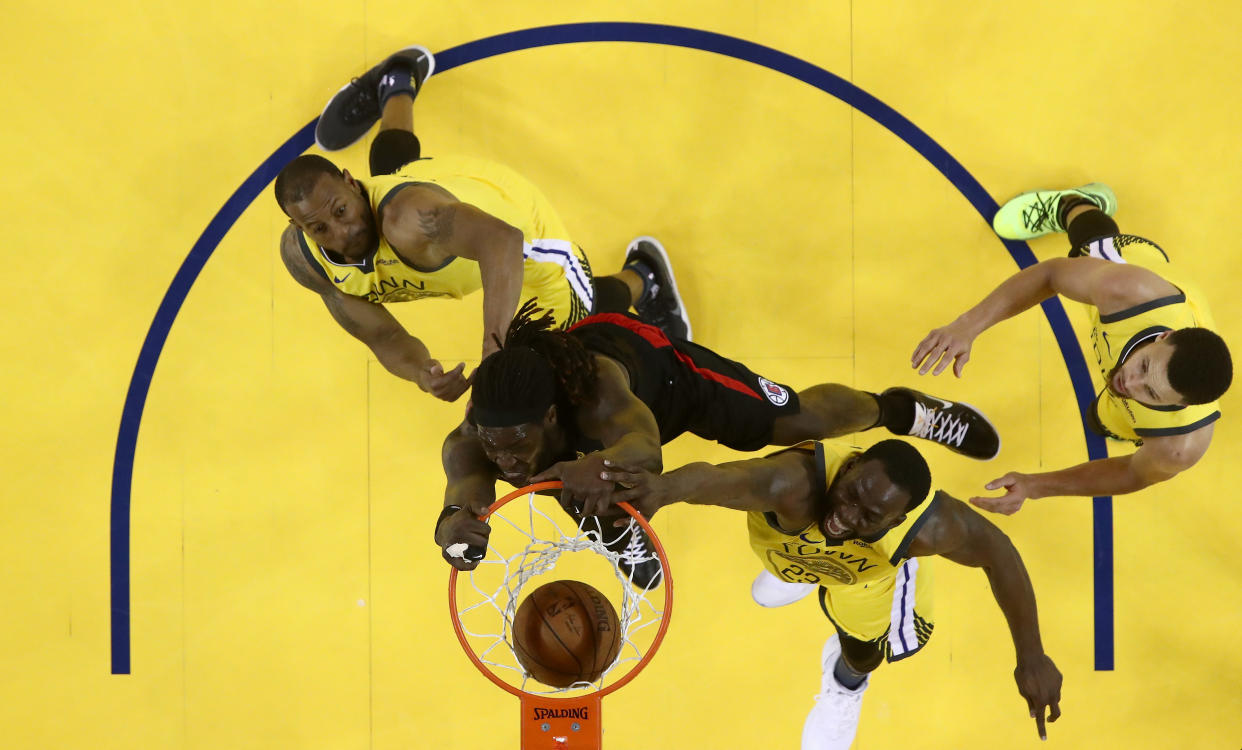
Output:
[572, 313, 761, 400]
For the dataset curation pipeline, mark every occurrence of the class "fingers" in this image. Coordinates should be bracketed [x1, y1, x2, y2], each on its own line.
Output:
[1049, 700, 1061, 723]
[970, 496, 1015, 515]
[426, 361, 471, 402]
[984, 474, 1014, 491]
[530, 463, 563, 483]
[1034, 705, 1047, 741]
[911, 335, 935, 369]
[952, 350, 970, 378]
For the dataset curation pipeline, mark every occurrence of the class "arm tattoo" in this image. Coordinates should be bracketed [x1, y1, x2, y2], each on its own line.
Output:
[417, 204, 457, 243]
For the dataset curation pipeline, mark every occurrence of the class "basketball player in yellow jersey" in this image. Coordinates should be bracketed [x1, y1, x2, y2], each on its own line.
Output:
[274, 46, 690, 401]
[912, 183, 1232, 514]
[598, 440, 1062, 748]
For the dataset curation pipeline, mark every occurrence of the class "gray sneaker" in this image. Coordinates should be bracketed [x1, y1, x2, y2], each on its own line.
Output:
[314, 45, 435, 151]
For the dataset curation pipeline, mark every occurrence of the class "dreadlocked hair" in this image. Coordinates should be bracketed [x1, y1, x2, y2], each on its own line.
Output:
[474, 300, 599, 413]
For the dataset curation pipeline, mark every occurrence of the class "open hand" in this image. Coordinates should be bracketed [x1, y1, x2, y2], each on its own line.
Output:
[422, 360, 474, 402]
[1014, 653, 1062, 740]
[970, 472, 1037, 515]
[911, 320, 978, 377]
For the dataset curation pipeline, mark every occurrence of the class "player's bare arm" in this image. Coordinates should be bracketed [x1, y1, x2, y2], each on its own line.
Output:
[437, 420, 502, 571]
[906, 493, 1062, 740]
[532, 356, 665, 517]
[973, 422, 1214, 514]
[279, 225, 470, 401]
[600, 451, 820, 525]
[913, 257, 1180, 377]
[381, 185, 525, 359]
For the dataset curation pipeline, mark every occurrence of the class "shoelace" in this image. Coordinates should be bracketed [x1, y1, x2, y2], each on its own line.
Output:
[909, 403, 969, 447]
[1020, 193, 1060, 233]
[618, 529, 655, 567]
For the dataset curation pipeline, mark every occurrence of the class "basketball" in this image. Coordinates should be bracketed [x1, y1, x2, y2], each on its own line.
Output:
[512, 579, 622, 688]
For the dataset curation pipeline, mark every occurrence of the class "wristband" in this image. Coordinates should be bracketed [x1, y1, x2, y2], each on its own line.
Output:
[435, 504, 463, 542]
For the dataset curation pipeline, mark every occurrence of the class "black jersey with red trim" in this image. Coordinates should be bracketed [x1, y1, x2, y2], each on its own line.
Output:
[563, 312, 801, 453]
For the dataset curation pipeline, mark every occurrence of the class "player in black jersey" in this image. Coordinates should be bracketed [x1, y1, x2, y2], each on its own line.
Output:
[435, 300, 1003, 585]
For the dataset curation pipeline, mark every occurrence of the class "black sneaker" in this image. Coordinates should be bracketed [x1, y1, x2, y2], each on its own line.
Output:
[883, 387, 1001, 460]
[624, 236, 692, 341]
[314, 45, 435, 151]
[586, 517, 662, 590]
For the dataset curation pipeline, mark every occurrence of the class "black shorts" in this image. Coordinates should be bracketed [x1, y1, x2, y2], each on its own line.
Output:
[569, 313, 801, 451]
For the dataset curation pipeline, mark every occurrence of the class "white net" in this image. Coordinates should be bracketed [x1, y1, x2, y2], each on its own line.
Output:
[452, 489, 670, 695]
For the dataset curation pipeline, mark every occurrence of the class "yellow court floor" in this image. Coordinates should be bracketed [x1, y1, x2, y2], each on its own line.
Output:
[4, 1, 1241, 748]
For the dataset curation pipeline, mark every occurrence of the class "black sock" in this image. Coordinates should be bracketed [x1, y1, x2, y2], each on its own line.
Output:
[832, 656, 869, 690]
[868, 390, 915, 434]
[592, 276, 633, 314]
[1057, 195, 1097, 228]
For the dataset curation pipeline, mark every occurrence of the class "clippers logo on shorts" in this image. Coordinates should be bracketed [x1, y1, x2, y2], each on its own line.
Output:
[758, 377, 790, 406]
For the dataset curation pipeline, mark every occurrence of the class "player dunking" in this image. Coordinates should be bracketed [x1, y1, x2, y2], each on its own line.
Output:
[274, 46, 690, 401]
[435, 299, 1002, 586]
[913, 182, 1231, 513]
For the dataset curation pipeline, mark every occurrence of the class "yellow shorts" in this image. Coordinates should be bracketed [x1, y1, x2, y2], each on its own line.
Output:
[522, 241, 595, 328]
[818, 557, 935, 662]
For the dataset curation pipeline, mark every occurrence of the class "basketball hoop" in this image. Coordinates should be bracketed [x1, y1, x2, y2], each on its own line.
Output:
[448, 481, 674, 749]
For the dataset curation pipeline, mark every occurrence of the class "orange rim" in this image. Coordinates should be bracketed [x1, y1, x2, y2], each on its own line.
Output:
[447, 481, 673, 699]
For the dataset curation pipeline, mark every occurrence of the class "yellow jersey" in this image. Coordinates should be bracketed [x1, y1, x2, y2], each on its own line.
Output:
[1082, 235, 1221, 444]
[747, 442, 939, 589]
[296, 154, 593, 324]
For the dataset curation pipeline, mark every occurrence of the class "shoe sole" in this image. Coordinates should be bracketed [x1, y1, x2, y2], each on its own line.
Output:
[626, 235, 693, 341]
[313, 44, 436, 152]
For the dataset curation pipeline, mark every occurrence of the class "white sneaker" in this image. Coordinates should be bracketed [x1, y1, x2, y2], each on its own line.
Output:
[751, 569, 816, 607]
[801, 635, 868, 750]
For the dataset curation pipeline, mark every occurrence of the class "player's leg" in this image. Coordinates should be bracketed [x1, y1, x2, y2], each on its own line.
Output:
[670, 338, 999, 459]
[991, 182, 1117, 241]
[801, 630, 875, 750]
[770, 384, 1001, 461]
[803, 562, 934, 749]
[591, 237, 693, 340]
[314, 45, 435, 162]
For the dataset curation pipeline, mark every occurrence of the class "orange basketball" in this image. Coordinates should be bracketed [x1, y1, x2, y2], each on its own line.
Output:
[512, 580, 622, 688]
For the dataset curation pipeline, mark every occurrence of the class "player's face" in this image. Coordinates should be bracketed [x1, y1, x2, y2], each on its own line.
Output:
[286, 172, 379, 261]
[476, 422, 551, 487]
[820, 457, 910, 541]
[1107, 336, 1182, 406]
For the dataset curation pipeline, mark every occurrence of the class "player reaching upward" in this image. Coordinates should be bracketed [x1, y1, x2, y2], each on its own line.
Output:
[913, 182, 1231, 513]
[435, 298, 1002, 586]
[274, 46, 690, 401]
[597, 440, 1062, 748]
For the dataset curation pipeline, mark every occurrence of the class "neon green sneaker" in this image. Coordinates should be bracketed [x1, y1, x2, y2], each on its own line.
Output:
[991, 182, 1118, 240]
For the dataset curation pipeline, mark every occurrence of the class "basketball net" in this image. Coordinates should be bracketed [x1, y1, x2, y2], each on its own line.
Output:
[449, 482, 674, 749]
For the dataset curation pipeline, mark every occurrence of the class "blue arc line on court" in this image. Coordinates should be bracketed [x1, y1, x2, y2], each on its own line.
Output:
[110, 21, 1113, 674]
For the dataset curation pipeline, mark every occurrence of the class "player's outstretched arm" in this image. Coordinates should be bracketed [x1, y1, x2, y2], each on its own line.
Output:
[972, 423, 1214, 514]
[436, 421, 501, 571]
[907, 493, 1061, 740]
[280, 226, 470, 401]
[599, 450, 818, 523]
[531, 357, 665, 517]
[912, 256, 1167, 377]
[381, 186, 525, 360]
